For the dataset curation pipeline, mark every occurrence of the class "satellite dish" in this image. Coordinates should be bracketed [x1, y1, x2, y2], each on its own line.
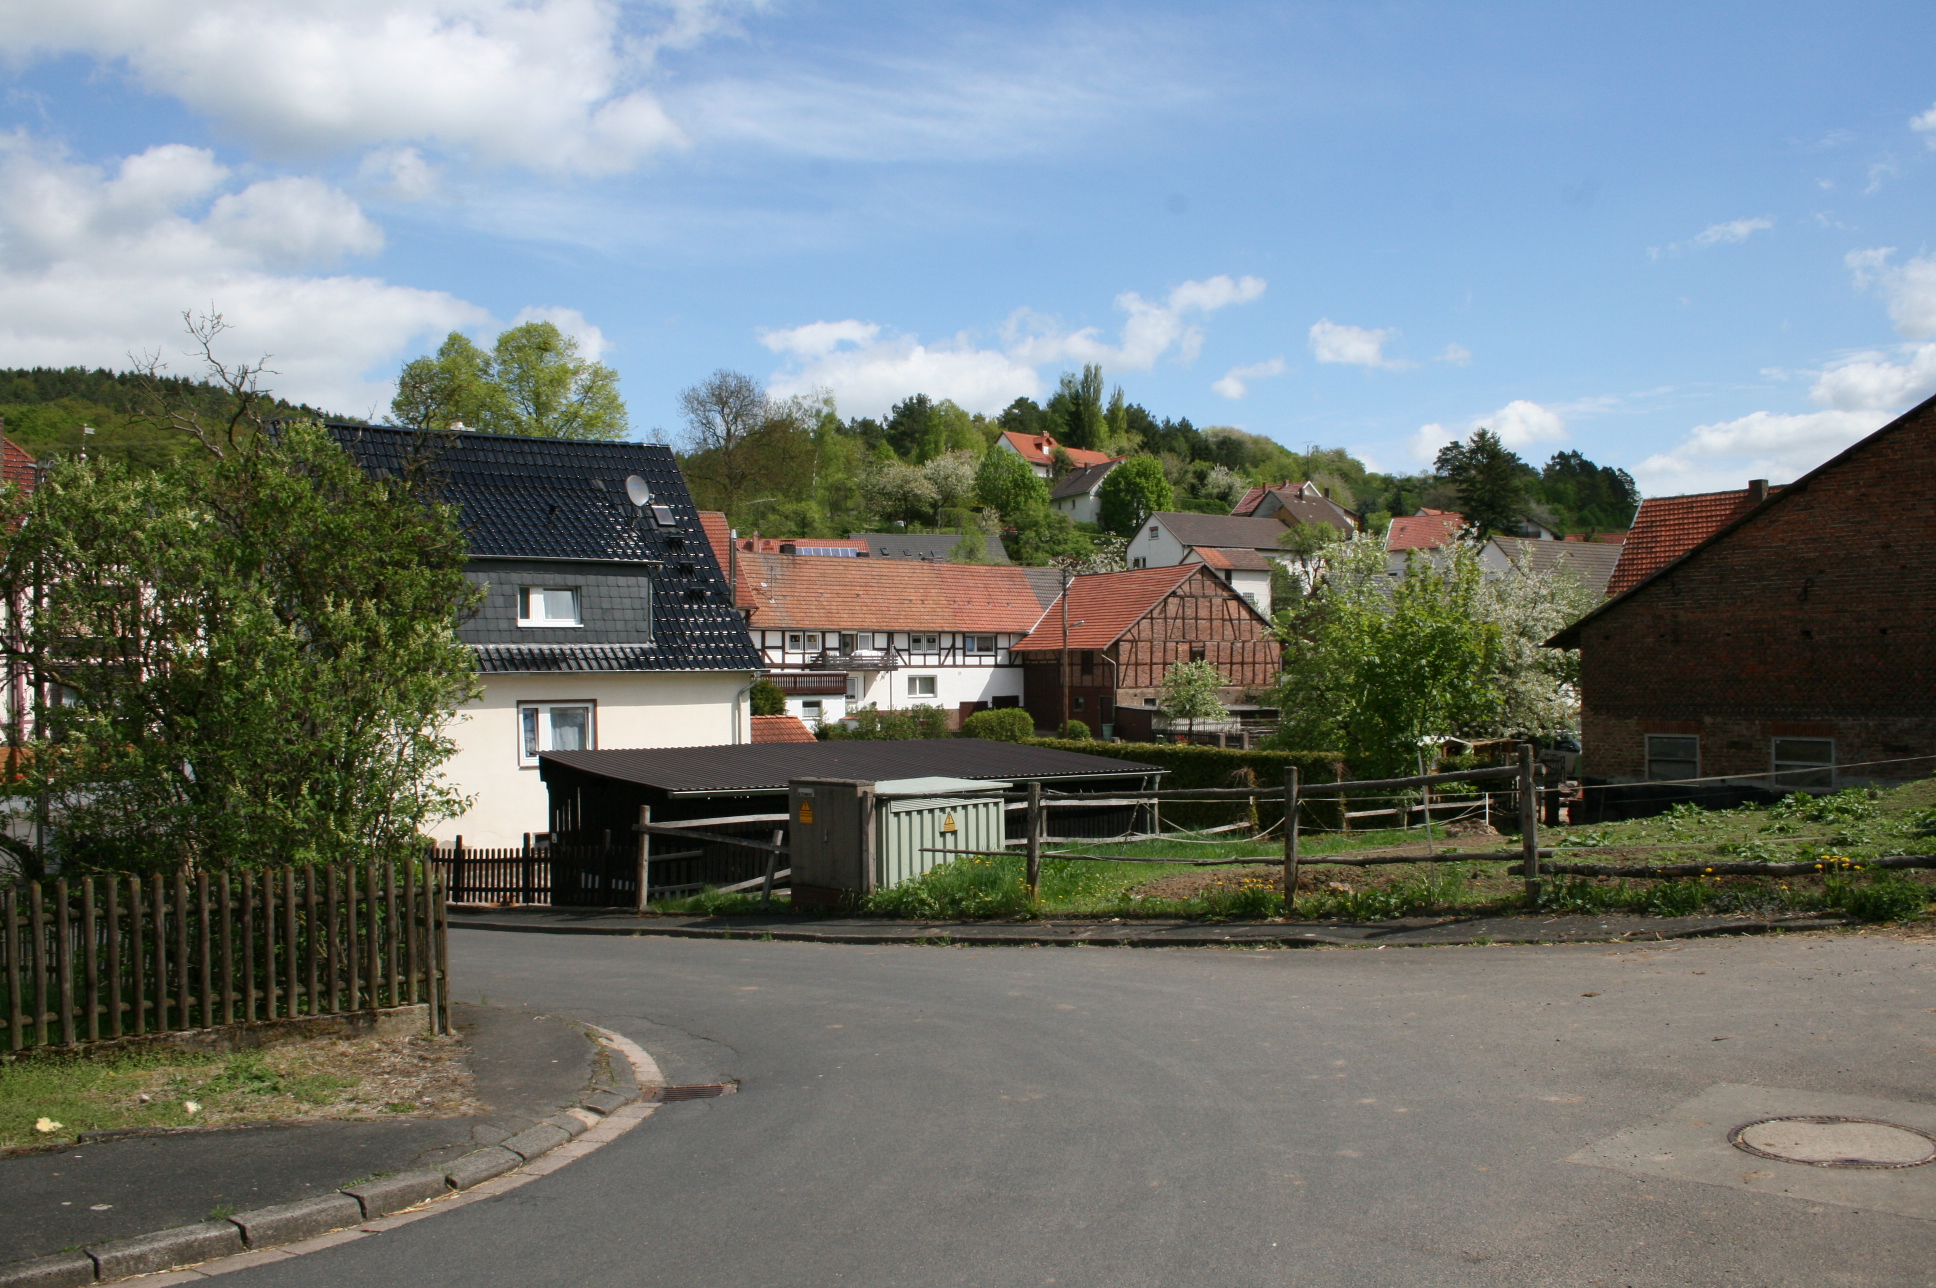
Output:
[624, 475, 652, 508]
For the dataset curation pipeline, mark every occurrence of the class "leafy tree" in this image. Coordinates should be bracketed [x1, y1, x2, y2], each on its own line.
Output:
[883, 393, 937, 460]
[1533, 450, 1640, 533]
[1005, 509, 1095, 566]
[974, 442, 1049, 519]
[1269, 540, 1501, 776]
[925, 450, 980, 522]
[490, 322, 628, 440]
[862, 460, 940, 526]
[749, 678, 788, 716]
[392, 323, 626, 440]
[1158, 659, 1229, 739]
[1434, 428, 1530, 538]
[997, 397, 1047, 437]
[1048, 365, 1106, 450]
[1096, 456, 1175, 537]
[0, 423, 480, 875]
[1476, 549, 1597, 739]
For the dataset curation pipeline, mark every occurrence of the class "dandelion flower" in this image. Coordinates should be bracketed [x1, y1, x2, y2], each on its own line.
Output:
[34, 1117, 61, 1134]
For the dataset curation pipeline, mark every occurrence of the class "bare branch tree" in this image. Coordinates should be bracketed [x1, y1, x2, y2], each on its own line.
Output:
[678, 369, 768, 514]
[127, 310, 282, 459]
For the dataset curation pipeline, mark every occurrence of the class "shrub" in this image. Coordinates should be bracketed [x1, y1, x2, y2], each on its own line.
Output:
[961, 708, 1035, 742]
[821, 704, 951, 740]
[1060, 720, 1091, 740]
[865, 855, 1033, 918]
[1200, 876, 1282, 921]
[748, 678, 787, 717]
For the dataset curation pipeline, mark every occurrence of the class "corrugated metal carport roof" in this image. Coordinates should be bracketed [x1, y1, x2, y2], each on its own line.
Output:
[540, 739, 1162, 796]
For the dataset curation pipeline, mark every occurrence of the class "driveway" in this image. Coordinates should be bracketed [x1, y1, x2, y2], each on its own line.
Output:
[215, 928, 1936, 1287]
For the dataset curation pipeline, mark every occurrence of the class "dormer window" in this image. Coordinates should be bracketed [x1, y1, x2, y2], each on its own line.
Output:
[519, 587, 581, 627]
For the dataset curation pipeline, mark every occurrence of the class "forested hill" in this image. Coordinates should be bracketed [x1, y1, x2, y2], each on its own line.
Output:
[0, 367, 357, 469]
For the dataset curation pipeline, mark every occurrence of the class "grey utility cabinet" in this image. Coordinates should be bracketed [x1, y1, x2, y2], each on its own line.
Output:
[788, 776, 1007, 904]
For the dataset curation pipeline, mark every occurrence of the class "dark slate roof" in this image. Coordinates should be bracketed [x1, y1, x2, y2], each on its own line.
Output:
[540, 739, 1163, 795]
[325, 423, 761, 673]
[850, 533, 1012, 564]
[1050, 459, 1119, 500]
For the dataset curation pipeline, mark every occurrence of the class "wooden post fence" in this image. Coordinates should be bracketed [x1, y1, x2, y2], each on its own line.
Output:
[1519, 743, 1541, 899]
[2, 861, 449, 1053]
[1283, 766, 1301, 911]
[1025, 782, 1043, 898]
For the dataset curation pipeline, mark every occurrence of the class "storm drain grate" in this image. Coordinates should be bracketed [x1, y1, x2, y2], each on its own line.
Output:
[1728, 1116, 1936, 1170]
[651, 1084, 737, 1102]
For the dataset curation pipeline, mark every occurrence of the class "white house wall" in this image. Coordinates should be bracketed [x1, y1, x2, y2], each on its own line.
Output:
[1124, 520, 1191, 569]
[1051, 490, 1103, 526]
[437, 670, 750, 847]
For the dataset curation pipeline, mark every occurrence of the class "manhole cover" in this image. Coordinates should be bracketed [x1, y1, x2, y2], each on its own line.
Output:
[1728, 1116, 1936, 1169]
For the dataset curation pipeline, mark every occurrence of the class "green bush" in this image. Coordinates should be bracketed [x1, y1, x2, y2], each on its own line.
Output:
[1019, 739, 1350, 830]
[1060, 720, 1091, 740]
[748, 678, 787, 717]
[961, 708, 1035, 742]
[821, 704, 951, 740]
[865, 854, 1033, 918]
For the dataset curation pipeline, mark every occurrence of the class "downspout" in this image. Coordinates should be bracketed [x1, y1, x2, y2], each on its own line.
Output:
[732, 673, 757, 744]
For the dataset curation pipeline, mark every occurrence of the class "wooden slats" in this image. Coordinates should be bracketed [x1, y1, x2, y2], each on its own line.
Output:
[0, 861, 446, 1051]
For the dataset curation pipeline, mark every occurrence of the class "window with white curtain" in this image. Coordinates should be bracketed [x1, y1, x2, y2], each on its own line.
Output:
[518, 587, 581, 627]
[518, 702, 595, 766]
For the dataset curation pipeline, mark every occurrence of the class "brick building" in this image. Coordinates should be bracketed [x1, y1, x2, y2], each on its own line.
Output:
[1011, 565, 1278, 739]
[1548, 395, 1936, 788]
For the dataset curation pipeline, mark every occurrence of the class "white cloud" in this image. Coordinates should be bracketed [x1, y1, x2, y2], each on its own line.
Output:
[509, 305, 609, 363]
[1435, 342, 1472, 367]
[1808, 344, 1936, 411]
[0, 0, 745, 175]
[762, 274, 1266, 418]
[1007, 275, 1267, 371]
[762, 327, 1041, 418]
[1650, 216, 1774, 259]
[1409, 398, 1566, 461]
[0, 135, 486, 413]
[1211, 358, 1286, 400]
[1308, 319, 1406, 369]
[1630, 409, 1887, 495]
[357, 147, 439, 201]
[1847, 247, 1936, 338]
[1915, 102, 1936, 146]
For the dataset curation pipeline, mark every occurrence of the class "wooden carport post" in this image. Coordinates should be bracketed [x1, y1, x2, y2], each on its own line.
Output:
[634, 805, 651, 913]
[1519, 744, 1541, 900]
[1282, 766, 1301, 913]
[1025, 782, 1043, 898]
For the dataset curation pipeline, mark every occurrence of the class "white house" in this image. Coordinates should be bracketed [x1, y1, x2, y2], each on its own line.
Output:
[724, 550, 1063, 728]
[1049, 458, 1122, 526]
[329, 425, 761, 847]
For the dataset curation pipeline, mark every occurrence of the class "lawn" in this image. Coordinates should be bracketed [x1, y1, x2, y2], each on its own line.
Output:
[0, 1031, 477, 1154]
[650, 776, 1936, 925]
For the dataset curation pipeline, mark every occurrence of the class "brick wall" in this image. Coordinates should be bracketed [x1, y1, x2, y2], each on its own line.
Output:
[1572, 399, 1936, 784]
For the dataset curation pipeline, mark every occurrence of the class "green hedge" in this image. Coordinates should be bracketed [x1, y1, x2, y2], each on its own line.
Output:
[1019, 740, 1352, 830]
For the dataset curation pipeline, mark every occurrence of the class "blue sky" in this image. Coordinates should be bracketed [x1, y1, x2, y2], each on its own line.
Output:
[1, 1, 1932, 494]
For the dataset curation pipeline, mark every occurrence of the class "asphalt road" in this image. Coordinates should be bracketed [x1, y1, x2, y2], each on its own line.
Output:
[219, 928, 1936, 1288]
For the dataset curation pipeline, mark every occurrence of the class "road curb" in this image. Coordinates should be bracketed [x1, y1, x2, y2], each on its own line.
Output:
[0, 1025, 667, 1287]
[446, 912, 1853, 949]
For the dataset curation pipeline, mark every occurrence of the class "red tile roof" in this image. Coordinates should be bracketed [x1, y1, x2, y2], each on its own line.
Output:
[1385, 510, 1465, 551]
[1010, 564, 1203, 651]
[1189, 545, 1275, 572]
[737, 552, 1058, 632]
[1, 438, 35, 494]
[1606, 487, 1782, 597]
[751, 714, 817, 743]
[997, 430, 1114, 471]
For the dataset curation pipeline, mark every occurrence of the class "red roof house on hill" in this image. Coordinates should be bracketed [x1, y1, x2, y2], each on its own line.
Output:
[1606, 481, 1782, 597]
[995, 430, 1115, 479]
[1384, 508, 1466, 552]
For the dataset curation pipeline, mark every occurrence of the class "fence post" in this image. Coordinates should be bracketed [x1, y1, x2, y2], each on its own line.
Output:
[434, 873, 450, 1034]
[30, 881, 48, 1046]
[419, 858, 439, 1033]
[635, 805, 651, 913]
[1335, 763, 1348, 835]
[760, 829, 782, 906]
[1520, 744, 1541, 900]
[55, 879, 73, 1045]
[4, 887, 20, 1050]
[1025, 782, 1042, 898]
[450, 835, 464, 905]
[521, 834, 533, 906]
[1283, 767, 1300, 912]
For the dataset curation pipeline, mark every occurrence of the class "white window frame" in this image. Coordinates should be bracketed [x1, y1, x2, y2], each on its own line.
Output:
[910, 633, 939, 653]
[518, 586, 582, 628]
[1645, 734, 1699, 784]
[908, 675, 938, 698]
[966, 635, 997, 654]
[799, 698, 824, 722]
[1131, 557, 1147, 569]
[518, 701, 596, 766]
[786, 632, 804, 652]
[1772, 737, 1835, 790]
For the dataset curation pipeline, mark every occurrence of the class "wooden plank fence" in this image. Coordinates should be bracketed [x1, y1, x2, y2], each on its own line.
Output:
[2, 862, 449, 1053]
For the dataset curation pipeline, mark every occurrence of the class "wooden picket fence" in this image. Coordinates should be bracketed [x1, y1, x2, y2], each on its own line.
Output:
[1, 862, 449, 1052]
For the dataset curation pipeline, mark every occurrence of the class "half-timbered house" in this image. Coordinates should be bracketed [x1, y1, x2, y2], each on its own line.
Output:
[1010, 565, 1278, 740]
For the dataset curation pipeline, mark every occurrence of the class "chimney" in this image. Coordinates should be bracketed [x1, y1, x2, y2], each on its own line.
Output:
[1748, 479, 1769, 503]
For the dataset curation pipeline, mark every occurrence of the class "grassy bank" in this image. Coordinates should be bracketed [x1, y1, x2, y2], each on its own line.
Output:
[650, 776, 1936, 925]
[0, 1032, 476, 1153]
